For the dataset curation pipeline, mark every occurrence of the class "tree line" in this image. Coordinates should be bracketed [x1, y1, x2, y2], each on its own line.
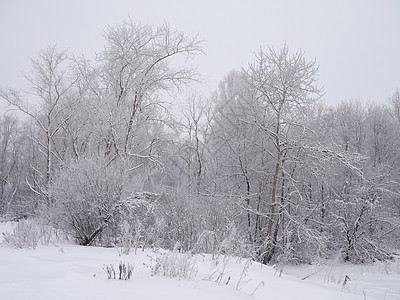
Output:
[1, 20, 399, 264]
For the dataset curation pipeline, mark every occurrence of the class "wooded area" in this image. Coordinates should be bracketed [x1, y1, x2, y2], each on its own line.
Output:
[1, 20, 399, 265]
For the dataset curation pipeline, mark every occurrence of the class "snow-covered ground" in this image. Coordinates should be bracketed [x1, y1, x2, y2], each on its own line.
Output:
[1, 222, 399, 300]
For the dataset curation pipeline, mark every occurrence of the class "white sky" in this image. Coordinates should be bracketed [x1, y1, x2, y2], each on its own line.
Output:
[1, 0, 399, 110]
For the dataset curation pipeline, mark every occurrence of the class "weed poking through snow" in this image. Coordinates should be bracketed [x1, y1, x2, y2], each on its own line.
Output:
[103, 262, 134, 280]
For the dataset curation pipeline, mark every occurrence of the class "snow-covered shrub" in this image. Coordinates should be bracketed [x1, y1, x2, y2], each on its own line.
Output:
[155, 191, 239, 255]
[380, 258, 400, 275]
[38, 223, 56, 246]
[116, 221, 135, 256]
[333, 185, 396, 263]
[116, 220, 146, 255]
[154, 192, 199, 251]
[47, 157, 127, 245]
[141, 217, 165, 251]
[194, 230, 219, 255]
[48, 157, 131, 246]
[218, 224, 253, 258]
[47, 156, 159, 247]
[117, 192, 158, 253]
[273, 219, 328, 266]
[1, 219, 39, 249]
[148, 245, 197, 280]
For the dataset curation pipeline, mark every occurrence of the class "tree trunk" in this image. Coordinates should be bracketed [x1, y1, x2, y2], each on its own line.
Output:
[263, 151, 281, 264]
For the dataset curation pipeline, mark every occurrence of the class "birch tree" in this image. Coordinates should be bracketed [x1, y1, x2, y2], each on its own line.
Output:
[0, 46, 79, 204]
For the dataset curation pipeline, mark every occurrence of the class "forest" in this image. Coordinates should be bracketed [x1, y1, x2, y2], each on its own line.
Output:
[0, 20, 399, 265]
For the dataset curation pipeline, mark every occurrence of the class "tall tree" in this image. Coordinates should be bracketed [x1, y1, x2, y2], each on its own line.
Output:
[92, 20, 203, 161]
[0, 46, 79, 205]
[243, 45, 324, 263]
[45, 20, 203, 246]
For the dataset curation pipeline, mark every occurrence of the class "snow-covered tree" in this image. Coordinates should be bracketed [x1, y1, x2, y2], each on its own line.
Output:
[0, 46, 79, 205]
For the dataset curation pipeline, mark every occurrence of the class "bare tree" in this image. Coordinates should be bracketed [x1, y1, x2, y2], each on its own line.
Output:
[210, 70, 267, 246]
[388, 88, 400, 122]
[91, 20, 203, 161]
[178, 94, 213, 191]
[44, 21, 203, 245]
[243, 45, 324, 263]
[0, 46, 79, 204]
[0, 116, 28, 217]
[321, 102, 400, 262]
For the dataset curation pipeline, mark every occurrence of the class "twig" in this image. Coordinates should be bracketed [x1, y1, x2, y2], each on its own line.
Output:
[301, 269, 322, 280]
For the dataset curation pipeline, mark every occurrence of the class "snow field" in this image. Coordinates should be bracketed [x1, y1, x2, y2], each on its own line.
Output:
[1, 222, 399, 300]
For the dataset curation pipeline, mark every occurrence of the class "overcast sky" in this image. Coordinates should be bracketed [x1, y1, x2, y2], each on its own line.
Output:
[1, 0, 399, 111]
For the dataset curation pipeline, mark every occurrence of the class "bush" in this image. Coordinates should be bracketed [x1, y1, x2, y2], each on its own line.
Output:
[1, 220, 39, 249]
[48, 157, 127, 246]
[116, 221, 136, 256]
[48, 157, 158, 247]
[218, 224, 253, 258]
[148, 245, 197, 280]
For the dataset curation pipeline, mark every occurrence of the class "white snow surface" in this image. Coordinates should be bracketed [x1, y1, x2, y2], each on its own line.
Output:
[1, 222, 399, 300]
